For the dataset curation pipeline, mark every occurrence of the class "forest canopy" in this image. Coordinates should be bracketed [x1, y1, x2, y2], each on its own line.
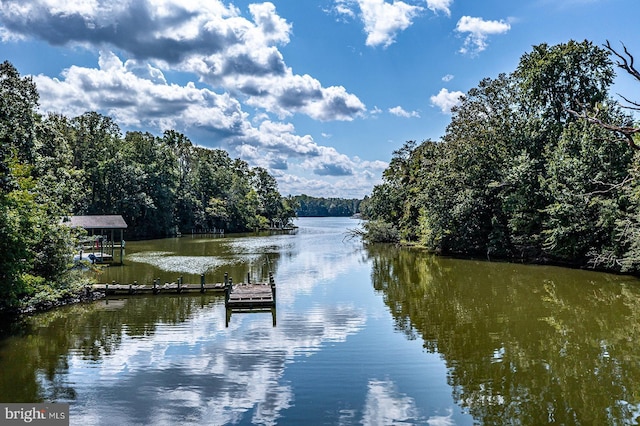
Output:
[0, 61, 296, 311]
[361, 40, 640, 273]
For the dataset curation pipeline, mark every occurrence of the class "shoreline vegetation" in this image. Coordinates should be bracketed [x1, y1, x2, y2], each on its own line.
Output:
[4, 38, 640, 316]
[357, 40, 640, 277]
[0, 61, 296, 315]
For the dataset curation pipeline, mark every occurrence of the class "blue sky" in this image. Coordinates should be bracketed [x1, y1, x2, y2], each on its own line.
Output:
[1, 0, 638, 198]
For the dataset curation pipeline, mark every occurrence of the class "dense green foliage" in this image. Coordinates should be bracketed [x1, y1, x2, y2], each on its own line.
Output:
[292, 194, 361, 216]
[0, 61, 295, 311]
[362, 40, 640, 273]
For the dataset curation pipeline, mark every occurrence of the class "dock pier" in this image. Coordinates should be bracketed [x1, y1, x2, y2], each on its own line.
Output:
[91, 272, 276, 325]
[91, 273, 276, 302]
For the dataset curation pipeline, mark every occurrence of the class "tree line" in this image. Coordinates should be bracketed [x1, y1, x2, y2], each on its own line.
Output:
[361, 40, 640, 273]
[0, 61, 296, 311]
[292, 194, 362, 217]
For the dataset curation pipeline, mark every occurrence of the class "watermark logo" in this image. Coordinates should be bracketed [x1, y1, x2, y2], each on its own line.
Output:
[0, 404, 68, 426]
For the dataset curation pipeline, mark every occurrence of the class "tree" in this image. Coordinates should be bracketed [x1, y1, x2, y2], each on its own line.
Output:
[0, 60, 292, 311]
[252, 167, 282, 222]
[0, 64, 83, 309]
[35, 114, 85, 213]
[515, 40, 614, 128]
[569, 41, 640, 150]
[363, 40, 640, 270]
[0, 61, 39, 192]
[70, 112, 122, 212]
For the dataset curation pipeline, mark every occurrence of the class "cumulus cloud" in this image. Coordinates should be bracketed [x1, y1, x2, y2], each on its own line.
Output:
[0, 0, 391, 198]
[34, 51, 251, 136]
[430, 88, 464, 113]
[455, 16, 511, 54]
[278, 158, 387, 198]
[426, 0, 453, 17]
[388, 106, 420, 118]
[0, 0, 242, 62]
[32, 49, 371, 192]
[441, 74, 454, 82]
[0, 0, 366, 121]
[334, 0, 423, 48]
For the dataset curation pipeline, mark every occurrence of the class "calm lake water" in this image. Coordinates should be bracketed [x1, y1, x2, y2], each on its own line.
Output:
[2, 217, 640, 425]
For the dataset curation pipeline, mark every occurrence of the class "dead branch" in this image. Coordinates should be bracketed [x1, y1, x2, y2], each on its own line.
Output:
[579, 174, 633, 197]
[567, 107, 640, 150]
[605, 40, 640, 82]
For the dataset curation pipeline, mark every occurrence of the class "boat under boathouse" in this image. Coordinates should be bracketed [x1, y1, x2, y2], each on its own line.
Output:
[62, 215, 128, 264]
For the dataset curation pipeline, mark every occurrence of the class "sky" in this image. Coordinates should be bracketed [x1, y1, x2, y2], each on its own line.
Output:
[0, 0, 638, 198]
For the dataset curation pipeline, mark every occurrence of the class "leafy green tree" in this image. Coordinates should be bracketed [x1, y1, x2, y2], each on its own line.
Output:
[515, 40, 614, 129]
[253, 167, 282, 224]
[0, 60, 292, 311]
[35, 114, 85, 213]
[365, 40, 639, 270]
[115, 131, 178, 237]
[69, 112, 122, 212]
[0, 61, 38, 192]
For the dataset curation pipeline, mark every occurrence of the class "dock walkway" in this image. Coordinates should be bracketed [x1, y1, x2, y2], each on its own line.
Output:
[90, 273, 276, 311]
[91, 281, 226, 295]
[225, 272, 275, 309]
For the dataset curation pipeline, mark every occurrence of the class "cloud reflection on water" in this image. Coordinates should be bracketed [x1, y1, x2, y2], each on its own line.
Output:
[66, 301, 366, 425]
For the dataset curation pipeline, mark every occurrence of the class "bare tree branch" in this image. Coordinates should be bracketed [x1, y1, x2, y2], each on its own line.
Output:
[605, 40, 640, 82]
[567, 41, 640, 149]
[567, 107, 640, 150]
[579, 174, 633, 196]
[617, 93, 640, 111]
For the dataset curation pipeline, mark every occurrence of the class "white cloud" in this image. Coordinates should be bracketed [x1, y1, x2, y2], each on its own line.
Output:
[426, 0, 453, 17]
[0, 0, 393, 197]
[430, 88, 464, 113]
[34, 51, 251, 135]
[334, 0, 423, 48]
[455, 16, 511, 54]
[0, 0, 366, 122]
[389, 106, 420, 118]
[334, 2, 356, 19]
[33, 49, 372, 196]
[441, 74, 454, 82]
[278, 158, 387, 198]
[359, 0, 422, 47]
[370, 106, 383, 116]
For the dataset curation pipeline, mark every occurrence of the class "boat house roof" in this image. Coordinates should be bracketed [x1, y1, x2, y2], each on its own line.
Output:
[62, 215, 128, 230]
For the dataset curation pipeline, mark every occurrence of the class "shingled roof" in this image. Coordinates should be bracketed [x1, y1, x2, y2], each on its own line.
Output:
[62, 215, 128, 229]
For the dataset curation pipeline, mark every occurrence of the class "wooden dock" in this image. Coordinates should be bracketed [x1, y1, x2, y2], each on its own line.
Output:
[225, 272, 276, 310]
[91, 281, 227, 295]
[90, 273, 276, 308]
[90, 272, 277, 326]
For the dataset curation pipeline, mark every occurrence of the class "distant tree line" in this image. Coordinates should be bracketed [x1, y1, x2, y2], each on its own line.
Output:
[292, 194, 362, 217]
[0, 61, 295, 311]
[361, 40, 640, 273]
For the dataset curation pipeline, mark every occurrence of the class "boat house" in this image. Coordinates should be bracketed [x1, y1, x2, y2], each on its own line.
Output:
[63, 215, 128, 264]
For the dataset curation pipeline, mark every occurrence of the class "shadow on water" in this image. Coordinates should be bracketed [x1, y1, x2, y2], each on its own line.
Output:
[366, 244, 640, 425]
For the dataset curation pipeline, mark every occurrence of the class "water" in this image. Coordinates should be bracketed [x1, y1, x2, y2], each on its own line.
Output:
[2, 217, 640, 425]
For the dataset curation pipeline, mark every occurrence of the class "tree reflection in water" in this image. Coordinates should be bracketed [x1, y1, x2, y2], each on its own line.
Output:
[367, 245, 640, 425]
